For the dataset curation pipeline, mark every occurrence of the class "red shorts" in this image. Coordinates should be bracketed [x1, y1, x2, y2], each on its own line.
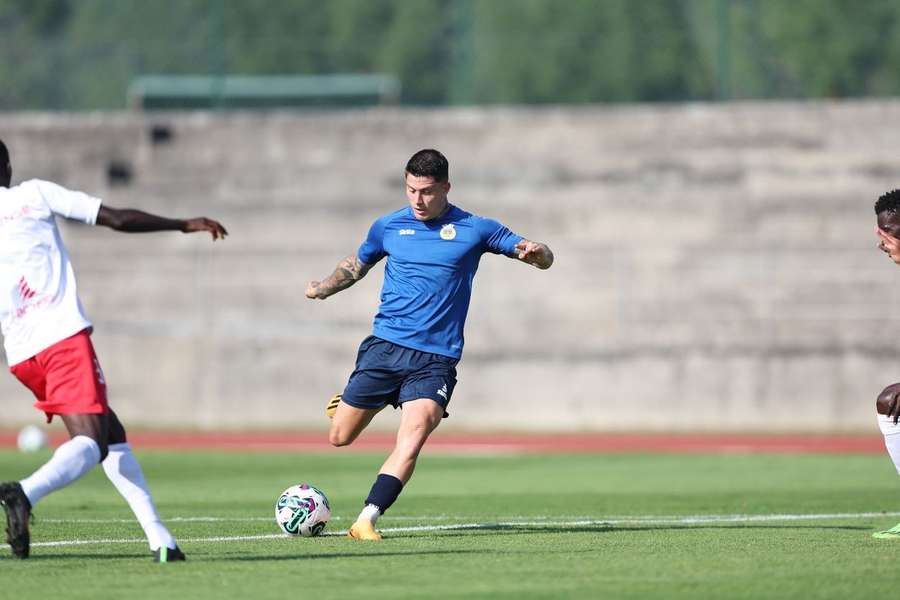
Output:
[10, 329, 108, 423]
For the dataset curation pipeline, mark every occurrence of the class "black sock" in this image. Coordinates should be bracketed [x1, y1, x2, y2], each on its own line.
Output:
[364, 473, 404, 514]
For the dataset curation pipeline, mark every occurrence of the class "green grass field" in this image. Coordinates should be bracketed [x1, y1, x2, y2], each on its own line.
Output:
[3, 449, 900, 599]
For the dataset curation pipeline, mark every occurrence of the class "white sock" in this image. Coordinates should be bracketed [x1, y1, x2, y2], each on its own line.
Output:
[358, 503, 381, 526]
[20, 435, 100, 506]
[102, 442, 176, 551]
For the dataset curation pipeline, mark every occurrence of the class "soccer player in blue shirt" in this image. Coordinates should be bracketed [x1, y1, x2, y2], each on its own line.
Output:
[305, 149, 554, 540]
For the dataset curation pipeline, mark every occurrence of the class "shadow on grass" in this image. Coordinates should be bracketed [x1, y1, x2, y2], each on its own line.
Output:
[386, 522, 871, 539]
[221, 548, 491, 562]
[9, 524, 872, 563]
[5, 552, 151, 560]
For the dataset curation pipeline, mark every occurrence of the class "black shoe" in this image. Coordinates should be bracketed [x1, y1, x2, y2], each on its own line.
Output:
[0, 481, 31, 559]
[152, 545, 186, 563]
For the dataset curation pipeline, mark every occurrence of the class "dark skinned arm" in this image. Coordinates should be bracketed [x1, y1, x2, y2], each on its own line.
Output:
[96, 205, 228, 240]
[877, 383, 900, 425]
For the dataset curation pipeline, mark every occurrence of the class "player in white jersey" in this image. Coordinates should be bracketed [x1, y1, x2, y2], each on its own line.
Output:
[874, 189, 900, 539]
[0, 139, 227, 561]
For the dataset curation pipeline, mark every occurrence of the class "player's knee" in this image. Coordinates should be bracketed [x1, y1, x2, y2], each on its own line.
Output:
[328, 428, 354, 447]
[329, 435, 350, 448]
[402, 419, 437, 444]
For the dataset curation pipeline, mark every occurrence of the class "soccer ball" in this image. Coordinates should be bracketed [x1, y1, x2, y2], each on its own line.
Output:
[275, 484, 331, 537]
[17, 425, 48, 453]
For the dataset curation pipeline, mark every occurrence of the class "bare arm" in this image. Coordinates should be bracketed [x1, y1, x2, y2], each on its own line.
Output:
[514, 239, 554, 270]
[306, 254, 373, 300]
[878, 383, 900, 425]
[96, 206, 228, 240]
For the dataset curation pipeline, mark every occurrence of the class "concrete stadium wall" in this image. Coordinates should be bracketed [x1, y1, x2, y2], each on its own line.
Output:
[2, 101, 899, 433]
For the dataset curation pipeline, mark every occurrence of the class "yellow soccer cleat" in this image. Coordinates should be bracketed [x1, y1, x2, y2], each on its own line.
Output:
[325, 393, 341, 419]
[347, 519, 382, 541]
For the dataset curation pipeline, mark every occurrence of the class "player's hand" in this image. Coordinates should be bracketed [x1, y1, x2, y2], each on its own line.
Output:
[877, 383, 900, 425]
[875, 225, 900, 262]
[183, 217, 228, 241]
[306, 281, 323, 299]
[515, 239, 553, 269]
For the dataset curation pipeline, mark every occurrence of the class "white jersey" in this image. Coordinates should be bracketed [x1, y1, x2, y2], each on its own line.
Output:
[0, 179, 101, 366]
[879, 412, 900, 437]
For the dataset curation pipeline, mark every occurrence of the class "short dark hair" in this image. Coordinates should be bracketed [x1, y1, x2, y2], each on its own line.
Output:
[0, 139, 8, 169]
[875, 190, 900, 216]
[405, 149, 448, 182]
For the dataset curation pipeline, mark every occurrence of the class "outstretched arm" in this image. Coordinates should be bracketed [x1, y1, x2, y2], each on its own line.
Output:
[306, 254, 373, 300]
[96, 206, 228, 240]
[514, 239, 554, 270]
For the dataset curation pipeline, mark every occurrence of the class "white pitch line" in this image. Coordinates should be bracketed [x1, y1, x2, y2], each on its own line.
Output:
[37, 511, 900, 525]
[39, 514, 614, 524]
[24, 511, 900, 549]
[30, 534, 288, 548]
[40, 517, 275, 524]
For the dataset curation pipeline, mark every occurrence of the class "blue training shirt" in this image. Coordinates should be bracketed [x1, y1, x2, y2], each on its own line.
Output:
[357, 204, 523, 359]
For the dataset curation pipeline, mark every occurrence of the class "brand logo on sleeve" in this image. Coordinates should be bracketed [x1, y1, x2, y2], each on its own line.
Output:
[440, 224, 456, 240]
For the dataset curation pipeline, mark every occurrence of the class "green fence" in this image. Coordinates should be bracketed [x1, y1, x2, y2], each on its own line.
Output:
[128, 74, 401, 109]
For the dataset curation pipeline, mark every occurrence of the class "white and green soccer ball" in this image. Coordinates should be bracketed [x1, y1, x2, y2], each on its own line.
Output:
[275, 484, 331, 537]
[17, 425, 48, 453]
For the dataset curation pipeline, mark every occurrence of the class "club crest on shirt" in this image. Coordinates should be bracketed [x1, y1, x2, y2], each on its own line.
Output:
[440, 224, 456, 240]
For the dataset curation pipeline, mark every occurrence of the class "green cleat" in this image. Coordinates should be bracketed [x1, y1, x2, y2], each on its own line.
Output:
[873, 523, 900, 539]
[153, 545, 186, 562]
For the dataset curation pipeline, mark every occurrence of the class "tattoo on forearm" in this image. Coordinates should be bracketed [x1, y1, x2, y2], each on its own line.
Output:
[314, 255, 372, 298]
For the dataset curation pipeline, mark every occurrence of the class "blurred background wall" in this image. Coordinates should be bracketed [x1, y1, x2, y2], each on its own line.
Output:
[2, 0, 900, 432]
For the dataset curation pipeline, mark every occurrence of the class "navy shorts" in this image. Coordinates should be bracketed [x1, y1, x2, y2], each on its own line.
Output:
[342, 336, 459, 418]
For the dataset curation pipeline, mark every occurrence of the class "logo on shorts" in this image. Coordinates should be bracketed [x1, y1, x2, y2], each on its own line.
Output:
[437, 383, 448, 399]
[440, 224, 456, 240]
[93, 358, 106, 386]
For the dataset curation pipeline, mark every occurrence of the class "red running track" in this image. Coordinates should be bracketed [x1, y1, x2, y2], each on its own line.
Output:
[0, 431, 887, 454]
